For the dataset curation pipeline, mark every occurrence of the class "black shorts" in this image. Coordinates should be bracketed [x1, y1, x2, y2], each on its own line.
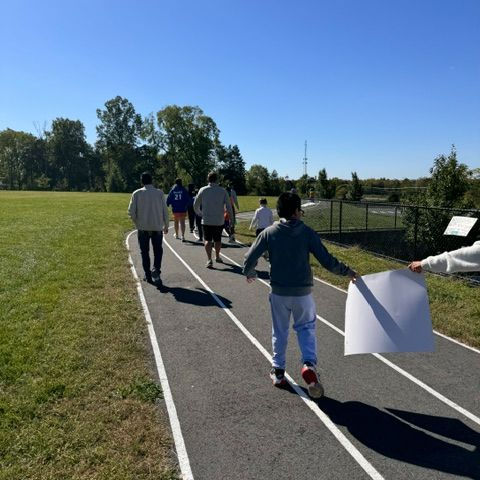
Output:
[203, 224, 224, 242]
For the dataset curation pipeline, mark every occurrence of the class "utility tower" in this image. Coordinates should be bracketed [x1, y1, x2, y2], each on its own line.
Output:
[302, 140, 308, 176]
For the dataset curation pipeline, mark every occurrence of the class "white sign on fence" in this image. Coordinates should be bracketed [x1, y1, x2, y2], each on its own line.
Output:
[443, 216, 477, 236]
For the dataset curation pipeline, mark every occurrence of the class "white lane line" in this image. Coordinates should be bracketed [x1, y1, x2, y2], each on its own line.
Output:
[224, 252, 480, 426]
[166, 244, 385, 480]
[126, 232, 194, 480]
[314, 276, 480, 354]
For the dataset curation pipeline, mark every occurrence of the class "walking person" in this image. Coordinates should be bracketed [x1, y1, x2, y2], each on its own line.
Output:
[166, 178, 191, 242]
[243, 192, 359, 398]
[187, 183, 196, 233]
[249, 197, 274, 260]
[128, 172, 169, 285]
[408, 240, 480, 274]
[191, 189, 203, 242]
[225, 183, 239, 243]
[249, 197, 274, 236]
[194, 172, 233, 268]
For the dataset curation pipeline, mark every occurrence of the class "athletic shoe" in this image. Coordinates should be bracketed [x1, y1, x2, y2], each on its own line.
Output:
[151, 268, 161, 285]
[174, 233, 179, 239]
[181, 236, 185, 242]
[205, 259, 213, 268]
[269, 368, 286, 387]
[197, 237, 203, 242]
[228, 235, 236, 243]
[301, 362, 324, 398]
[215, 256, 223, 263]
[142, 274, 153, 284]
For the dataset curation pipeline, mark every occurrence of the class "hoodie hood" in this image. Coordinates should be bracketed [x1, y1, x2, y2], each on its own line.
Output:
[274, 219, 307, 238]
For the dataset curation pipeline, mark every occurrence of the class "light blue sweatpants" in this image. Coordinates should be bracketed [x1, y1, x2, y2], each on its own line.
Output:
[269, 293, 317, 369]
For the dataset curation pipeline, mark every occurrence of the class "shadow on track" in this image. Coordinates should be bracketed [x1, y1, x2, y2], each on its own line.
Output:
[156, 285, 232, 309]
[318, 397, 480, 479]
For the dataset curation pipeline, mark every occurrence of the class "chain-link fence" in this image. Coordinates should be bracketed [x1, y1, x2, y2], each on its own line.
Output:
[302, 199, 480, 283]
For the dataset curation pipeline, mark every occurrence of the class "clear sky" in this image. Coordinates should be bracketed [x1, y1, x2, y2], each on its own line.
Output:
[1, 0, 479, 181]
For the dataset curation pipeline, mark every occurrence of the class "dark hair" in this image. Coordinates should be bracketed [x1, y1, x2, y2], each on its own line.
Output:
[141, 172, 152, 185]
[207, 172, 217, 183]
[259, 198, 267, 205]
[175, 178, 182, 186]
[276, 192, 301, 219]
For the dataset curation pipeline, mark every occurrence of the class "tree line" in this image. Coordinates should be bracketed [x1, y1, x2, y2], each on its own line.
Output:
[1, 97, 478, 211]
[0, 97, 247, 194]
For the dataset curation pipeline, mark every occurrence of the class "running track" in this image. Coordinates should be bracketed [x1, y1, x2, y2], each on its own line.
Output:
[126, 219, 480, 480]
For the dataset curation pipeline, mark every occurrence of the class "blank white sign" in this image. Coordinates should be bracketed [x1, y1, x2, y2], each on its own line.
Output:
[345, 269, 435, 355]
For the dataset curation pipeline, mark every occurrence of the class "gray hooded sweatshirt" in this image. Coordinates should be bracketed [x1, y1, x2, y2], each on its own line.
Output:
[243, 219, 356, 296]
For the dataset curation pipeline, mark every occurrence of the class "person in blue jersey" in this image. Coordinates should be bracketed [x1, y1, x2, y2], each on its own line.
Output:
[243, 192, 359, 398]
[166, 178, 191, 242]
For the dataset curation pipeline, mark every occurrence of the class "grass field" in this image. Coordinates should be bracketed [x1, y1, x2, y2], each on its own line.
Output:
[1, 191, 478, 479]
[0, 191, 177, 480]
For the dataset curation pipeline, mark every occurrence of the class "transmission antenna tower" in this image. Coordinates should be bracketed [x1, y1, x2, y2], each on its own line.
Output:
[302, 140, 308, 176]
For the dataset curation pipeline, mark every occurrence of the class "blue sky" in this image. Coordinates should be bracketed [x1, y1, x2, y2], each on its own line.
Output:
[1, 0, 479, 181]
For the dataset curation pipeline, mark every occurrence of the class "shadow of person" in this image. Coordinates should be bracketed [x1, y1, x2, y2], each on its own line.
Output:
[317, 397, 480, 479]
[156, 285, 232, 309]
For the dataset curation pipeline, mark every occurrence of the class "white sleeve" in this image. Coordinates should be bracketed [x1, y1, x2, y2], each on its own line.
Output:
[422, 241, 480, 273]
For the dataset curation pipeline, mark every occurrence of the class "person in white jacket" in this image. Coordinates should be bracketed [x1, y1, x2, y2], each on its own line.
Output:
[249, 198, 274, 236]
[408, 241, 480, 274]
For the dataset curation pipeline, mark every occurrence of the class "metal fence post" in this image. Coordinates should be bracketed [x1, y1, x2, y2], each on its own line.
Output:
[330, 200, 333, 232]
[413, 206, 419, 259]
[339, 201, 343, 242]
[365, 203, 369, 231]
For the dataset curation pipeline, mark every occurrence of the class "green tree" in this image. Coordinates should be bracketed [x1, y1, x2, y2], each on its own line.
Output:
[96, 96, 143, 191]
[0, 129, 38, 190]
[402, 146, 475, 258]
[465, 168, 480, 208]
[151, 105, 220, 189]
[48, 118, 90, 190]
[246, 164, 270, 195]
[218, 144, 246, 194]
[426, 145, 471, 208]
[348, 171, 363, 201]
[316, 168, 336, 199]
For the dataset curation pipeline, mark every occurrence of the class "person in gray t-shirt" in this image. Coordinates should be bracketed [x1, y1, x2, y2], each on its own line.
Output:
[194, 172, 233, 268]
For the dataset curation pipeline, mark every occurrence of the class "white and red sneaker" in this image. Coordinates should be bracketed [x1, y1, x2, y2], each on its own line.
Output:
[269, 368, 286, 387]
[301, 362, 324, 398]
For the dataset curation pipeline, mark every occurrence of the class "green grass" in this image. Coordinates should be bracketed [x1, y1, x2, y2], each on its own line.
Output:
[0, 191, 178, 480]
[302, 201, 402, 232]
[237, 195, 278, 212]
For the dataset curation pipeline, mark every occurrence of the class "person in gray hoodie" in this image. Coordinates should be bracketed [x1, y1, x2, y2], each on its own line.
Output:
[243, 192, 358, 398]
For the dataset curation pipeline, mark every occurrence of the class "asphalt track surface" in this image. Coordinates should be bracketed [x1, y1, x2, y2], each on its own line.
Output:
[127, 217, 480, 480]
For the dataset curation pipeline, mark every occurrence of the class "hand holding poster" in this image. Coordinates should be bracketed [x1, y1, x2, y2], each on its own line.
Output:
[345, 269, 434, 355]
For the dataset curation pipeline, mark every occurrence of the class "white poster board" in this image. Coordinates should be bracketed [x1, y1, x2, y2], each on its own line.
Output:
[345, 269, 434, 355]
[443, 216, 477, 236]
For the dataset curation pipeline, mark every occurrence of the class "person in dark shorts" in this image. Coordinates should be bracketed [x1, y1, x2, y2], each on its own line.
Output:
[194, 172, 233, 268]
